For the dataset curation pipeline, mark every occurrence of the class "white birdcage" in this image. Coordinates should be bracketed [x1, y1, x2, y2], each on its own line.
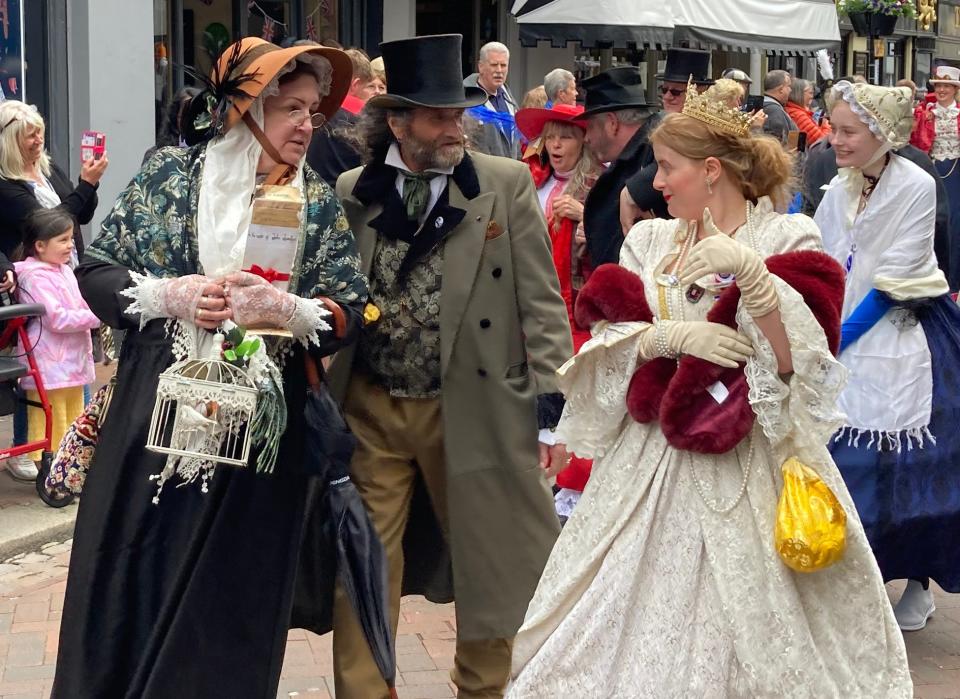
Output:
[146, 357, 259, 468]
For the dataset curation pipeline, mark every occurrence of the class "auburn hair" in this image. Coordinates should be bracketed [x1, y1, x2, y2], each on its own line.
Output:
[650, 112, 795, 209]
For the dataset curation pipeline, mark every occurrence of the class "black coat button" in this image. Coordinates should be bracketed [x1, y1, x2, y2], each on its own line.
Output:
[492, 267, 502, 278]
[477, 368, 487, 377]
[480, 319, 491, 329]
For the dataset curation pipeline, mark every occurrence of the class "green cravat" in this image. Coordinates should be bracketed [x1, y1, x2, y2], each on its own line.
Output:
[400, 170, 439, 222]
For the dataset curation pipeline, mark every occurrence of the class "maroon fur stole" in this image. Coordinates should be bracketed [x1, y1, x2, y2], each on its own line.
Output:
[573, 251, 844, 454]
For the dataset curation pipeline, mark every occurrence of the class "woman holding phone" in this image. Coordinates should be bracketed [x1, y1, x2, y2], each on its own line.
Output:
[0, 99, 108, 481]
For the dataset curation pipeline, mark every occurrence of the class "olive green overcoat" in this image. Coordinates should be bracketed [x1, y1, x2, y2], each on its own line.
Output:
[329, 149, 572, 640]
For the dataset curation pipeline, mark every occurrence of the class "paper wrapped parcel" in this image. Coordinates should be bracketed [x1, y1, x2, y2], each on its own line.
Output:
[241, 184, 304, 293]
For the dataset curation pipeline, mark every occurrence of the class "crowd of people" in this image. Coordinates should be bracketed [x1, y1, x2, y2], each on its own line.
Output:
[0, 28, 956, 699]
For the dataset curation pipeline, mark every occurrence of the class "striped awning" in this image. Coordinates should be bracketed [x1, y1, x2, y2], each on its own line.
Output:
[510, 0, 841, 54]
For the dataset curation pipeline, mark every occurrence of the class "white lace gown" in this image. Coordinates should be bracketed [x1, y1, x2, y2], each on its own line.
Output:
[507, 200, 912, 698]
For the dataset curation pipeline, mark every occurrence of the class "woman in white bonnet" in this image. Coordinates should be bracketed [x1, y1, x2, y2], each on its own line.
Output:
[816, 79, 960, 632]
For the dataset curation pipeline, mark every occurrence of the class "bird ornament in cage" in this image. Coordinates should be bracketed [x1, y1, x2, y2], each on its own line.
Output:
[146, 327, 262, 503]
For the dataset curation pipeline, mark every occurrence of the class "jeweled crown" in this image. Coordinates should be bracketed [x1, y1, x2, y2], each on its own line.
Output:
[681, 76, 753, 137]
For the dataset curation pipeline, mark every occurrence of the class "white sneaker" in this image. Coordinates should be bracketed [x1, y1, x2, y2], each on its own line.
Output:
[894, 579, 936, 631]
[5, 454, 38, 482]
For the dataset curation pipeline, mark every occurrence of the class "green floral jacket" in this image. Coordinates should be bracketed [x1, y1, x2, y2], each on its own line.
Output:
[86, 144, 367, 306]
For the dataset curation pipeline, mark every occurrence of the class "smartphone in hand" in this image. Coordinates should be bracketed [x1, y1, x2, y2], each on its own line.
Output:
[743, 95, 765, 113]
[81, 130, 106, 162]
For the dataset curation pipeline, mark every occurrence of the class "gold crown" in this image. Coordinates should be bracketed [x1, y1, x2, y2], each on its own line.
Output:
[681, 76, 753, 137]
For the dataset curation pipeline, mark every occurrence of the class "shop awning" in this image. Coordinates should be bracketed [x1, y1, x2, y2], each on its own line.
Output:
[510, 0, 840, 54]
[509, 0, 674, 49]
[672, 0, 840, 55]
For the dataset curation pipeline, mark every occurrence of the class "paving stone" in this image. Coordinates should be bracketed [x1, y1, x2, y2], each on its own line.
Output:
[11, 605, 47, 626]
[395, 683, 454, 699]
[398, 670, 453, 686]
[1, 663, 55, 682]
[12, 556, 48, 567]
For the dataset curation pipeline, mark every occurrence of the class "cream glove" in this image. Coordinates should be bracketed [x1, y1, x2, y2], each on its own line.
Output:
[655, 319, 753, 368]
[679, 208, 779, 317]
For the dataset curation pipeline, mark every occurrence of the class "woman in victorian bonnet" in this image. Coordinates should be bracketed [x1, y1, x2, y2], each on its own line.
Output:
[51, 38, 367, 698]
[508, 80, 910, 697]
[816, 79, 960, 632]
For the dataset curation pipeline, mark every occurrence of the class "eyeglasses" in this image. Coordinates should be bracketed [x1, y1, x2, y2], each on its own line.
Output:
[288, 109, 326, 129]
[659, 86, 687, 97]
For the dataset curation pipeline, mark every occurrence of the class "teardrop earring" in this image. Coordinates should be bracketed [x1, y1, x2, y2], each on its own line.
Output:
[706, 178, 713, 195]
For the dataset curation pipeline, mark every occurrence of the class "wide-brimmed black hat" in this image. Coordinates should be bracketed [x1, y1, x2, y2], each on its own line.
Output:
[367, 34, 487, 109]
[657, 48, 715, 86]
[581, 67, 655, 117]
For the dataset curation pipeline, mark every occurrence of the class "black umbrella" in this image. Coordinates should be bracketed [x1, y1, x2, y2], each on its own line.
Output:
[299, 353, 398, 698]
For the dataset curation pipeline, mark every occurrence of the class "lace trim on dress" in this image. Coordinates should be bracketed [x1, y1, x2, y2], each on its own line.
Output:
[287, 296, 332, 347]
[738, 276, 848, 455]
[553, 320, 652, 459]
[121, 271, 168, 329]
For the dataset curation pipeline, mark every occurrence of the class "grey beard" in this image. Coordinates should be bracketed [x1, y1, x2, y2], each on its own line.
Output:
[403, 136, 465, 170]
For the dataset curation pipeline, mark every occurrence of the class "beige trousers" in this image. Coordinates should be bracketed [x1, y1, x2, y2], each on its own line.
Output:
[332, 375, 513, 699]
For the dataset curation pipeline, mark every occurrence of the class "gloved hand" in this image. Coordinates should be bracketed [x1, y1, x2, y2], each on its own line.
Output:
[679, 208, 779, 317]
[222, 271, 296, 328]
[159, 274, 230, 330]
[659, 319, 754, 368]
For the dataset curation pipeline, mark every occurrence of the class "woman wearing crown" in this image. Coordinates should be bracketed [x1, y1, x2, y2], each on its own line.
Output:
[816, 80, 960, 633]
[506, 83, 911, 697]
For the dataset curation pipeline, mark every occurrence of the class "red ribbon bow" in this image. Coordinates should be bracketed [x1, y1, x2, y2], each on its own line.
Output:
[244, 265, 291, 284]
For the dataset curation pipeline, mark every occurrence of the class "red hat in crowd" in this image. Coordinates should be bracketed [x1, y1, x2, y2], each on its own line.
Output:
[515, 103, 587, 141]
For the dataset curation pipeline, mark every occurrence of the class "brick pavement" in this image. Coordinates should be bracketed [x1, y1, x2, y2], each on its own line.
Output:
[0, 542, 955, 698]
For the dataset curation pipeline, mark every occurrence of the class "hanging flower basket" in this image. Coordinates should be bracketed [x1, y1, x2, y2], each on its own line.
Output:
[847, 11, 898, 36]
[838, 1, 916, 36]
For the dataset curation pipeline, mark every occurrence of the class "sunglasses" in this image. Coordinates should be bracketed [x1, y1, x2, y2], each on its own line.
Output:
[0, 116, 18, 133]
[659, 86, 687, 97]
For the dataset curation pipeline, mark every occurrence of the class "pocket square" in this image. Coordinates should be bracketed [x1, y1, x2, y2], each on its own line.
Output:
[485, 220, 505, 240]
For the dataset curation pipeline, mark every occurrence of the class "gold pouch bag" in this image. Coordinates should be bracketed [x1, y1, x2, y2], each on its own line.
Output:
[775, 457, 847, 572]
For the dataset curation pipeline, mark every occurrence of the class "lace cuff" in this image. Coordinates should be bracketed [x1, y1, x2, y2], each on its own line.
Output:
[119, 272, 168, 330]
[553, 320, 652, 458]
[286, 296, 332, 347]
[739, 276, 848, 453]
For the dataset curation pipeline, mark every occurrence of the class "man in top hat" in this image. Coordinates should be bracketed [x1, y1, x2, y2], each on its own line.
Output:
[579, 66, 660, 267]
[616, 48, 715, 235]
[329, 33, 572, 699]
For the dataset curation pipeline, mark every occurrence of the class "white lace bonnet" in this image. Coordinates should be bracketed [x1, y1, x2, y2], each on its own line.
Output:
[827, 80, 913, 149]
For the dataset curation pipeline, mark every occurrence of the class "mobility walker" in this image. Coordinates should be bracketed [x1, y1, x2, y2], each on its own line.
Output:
[0, 301, 74, 507]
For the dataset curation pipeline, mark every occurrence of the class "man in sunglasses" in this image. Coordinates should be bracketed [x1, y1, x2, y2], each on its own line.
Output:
[617, 49, 714, 235]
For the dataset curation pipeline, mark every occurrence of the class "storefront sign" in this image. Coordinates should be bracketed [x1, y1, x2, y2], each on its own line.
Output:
[0, 0, 24, 101]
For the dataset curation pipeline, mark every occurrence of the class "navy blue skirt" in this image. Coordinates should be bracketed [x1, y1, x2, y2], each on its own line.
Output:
[830, 295, 960, 592]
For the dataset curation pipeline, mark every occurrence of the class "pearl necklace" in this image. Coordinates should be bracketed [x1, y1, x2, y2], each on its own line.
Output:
[655, 201, 758, 515]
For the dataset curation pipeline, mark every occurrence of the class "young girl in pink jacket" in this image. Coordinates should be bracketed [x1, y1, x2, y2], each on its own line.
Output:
[15, 208, 100, 462]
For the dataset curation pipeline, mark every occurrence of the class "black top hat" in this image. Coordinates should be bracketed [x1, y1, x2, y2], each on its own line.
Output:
[580, 67, 655, 118]
[367, 34, 487, 109]
[657, 48, 714, 86]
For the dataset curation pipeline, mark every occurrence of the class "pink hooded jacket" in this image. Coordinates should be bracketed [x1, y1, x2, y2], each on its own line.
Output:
[14, 257, 100, 390]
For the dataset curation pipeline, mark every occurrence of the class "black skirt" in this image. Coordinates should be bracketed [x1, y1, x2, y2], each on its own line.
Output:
[51, 319, 314, 699]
